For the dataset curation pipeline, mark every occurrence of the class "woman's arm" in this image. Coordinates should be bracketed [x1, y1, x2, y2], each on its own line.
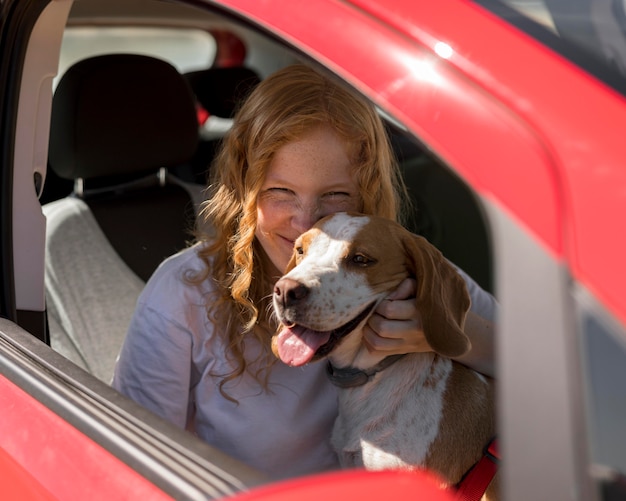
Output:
[451, 309, 495, 377]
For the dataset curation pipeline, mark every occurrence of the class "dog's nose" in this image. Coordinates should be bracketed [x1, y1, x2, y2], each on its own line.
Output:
[274, 278, 310, 306]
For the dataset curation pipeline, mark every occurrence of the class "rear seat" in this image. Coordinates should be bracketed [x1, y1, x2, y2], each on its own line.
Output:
[182, 66, 260, 184]
[44, 54, 202, 382]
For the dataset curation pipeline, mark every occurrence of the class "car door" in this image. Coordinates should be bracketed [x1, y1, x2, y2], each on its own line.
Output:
[221, 0, 626, 499]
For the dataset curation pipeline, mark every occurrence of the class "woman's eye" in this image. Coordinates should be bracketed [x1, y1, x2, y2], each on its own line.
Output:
[321, 192, 358, 212]
[260, 187, 297, 206]
[267, 187, 293, 197]
[324, 191, 350, 199]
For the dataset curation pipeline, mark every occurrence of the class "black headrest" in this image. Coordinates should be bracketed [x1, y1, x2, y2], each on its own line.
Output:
[185, 66, 260, 118]
[49, 54, 199, 180]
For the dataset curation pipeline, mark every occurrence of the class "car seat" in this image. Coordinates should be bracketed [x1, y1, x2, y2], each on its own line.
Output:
[182, 66, 261, 184]
[44, 54, 202, 383]
[186, 66, 261, 119]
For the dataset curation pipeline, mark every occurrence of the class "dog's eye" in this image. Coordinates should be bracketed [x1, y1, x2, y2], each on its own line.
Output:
[296, 246, 304, 255]
[351, 253, 375, 266]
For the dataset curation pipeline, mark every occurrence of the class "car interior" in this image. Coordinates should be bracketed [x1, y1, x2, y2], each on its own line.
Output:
[36, 0, 494, 385]
[43, 52, 203, 382]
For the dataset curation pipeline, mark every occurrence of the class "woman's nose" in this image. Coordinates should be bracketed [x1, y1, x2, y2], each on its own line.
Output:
[291, 203, 320, 233]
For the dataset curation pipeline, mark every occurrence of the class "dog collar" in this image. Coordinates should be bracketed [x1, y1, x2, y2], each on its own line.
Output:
[326, 354, 406, 388]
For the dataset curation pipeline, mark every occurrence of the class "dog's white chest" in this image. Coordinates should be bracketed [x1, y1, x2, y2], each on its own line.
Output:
[331, 355, 452, 471]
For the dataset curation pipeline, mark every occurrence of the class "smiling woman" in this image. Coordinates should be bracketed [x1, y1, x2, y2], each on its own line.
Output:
[111, 61, 499, 486]
[110, 63, 418, 479]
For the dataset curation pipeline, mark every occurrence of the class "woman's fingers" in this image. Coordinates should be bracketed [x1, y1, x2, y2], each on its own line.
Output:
[364, 278, 431, 354]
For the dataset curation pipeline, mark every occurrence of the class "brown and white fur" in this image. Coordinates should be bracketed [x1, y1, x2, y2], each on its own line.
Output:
[271, 212, 497, 499]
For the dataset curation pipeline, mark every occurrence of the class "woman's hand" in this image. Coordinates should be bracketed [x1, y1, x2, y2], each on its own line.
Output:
[365, 277, 497, 377]
[364, 276, 496, 377]
[363, 278, 433, 355]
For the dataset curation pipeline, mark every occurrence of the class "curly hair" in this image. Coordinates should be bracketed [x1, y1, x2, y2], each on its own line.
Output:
[189, 64, 409, 399]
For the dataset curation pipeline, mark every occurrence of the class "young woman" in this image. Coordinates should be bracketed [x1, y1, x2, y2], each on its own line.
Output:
[113, 64, 497, 479]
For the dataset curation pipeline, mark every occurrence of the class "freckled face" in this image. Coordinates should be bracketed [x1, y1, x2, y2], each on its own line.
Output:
[256, 126, 360, 274]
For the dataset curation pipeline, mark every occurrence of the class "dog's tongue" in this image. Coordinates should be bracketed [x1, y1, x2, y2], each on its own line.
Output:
[276, 324, 331, 367]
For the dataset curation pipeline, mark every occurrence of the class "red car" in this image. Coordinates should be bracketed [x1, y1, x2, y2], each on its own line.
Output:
[1, 0, 625, 499]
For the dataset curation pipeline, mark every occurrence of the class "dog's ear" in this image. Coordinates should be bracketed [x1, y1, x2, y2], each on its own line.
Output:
[402, 232, 471, 358]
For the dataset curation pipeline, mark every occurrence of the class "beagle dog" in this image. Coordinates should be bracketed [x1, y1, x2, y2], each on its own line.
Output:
[272, 212, 498, 500]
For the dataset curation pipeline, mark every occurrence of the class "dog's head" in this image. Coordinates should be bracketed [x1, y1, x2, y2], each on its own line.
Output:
[271, 212, 471, 367]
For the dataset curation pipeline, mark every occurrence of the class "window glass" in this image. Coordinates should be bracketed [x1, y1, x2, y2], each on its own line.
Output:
[497, 0, 558, 29]
[56, 27, 216, 87]
[578, 301, 626, 499]
[474, 0, 626, 97]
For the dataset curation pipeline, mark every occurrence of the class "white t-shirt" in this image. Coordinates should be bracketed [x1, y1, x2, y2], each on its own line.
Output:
[112, 244, 340, 479]
[112, 243, 497, 479]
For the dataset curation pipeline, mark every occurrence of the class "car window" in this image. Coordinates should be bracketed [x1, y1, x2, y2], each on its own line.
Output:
[474, 0, 626, 97]
[575, 288, 626, 499]
[56, 26, 216, 87]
